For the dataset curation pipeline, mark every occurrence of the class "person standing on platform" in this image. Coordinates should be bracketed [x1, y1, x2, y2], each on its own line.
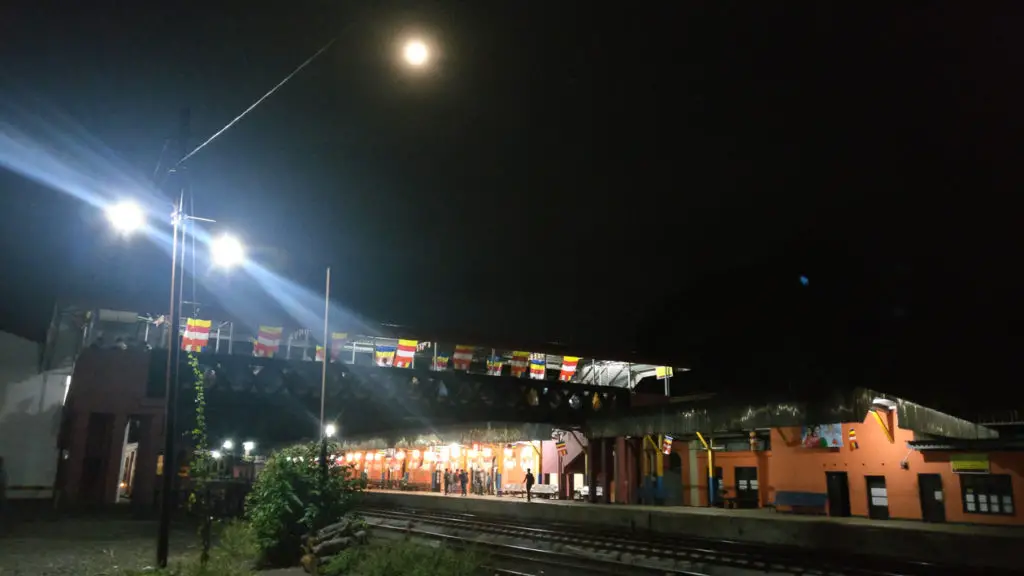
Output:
[525, 468, 535, 502]
[459, 469, 468, 496]
[443, 469, 450, 495]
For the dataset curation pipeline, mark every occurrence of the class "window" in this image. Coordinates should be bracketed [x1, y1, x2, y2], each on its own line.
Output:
[960, 474, 1014, 515]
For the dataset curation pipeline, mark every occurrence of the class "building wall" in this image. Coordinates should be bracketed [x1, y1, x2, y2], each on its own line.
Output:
[62, 348, 164, 507]
[0, 331, 68, 499]
[769, 409, 1024, 525]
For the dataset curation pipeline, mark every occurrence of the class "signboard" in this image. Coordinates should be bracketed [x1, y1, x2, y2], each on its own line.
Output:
[801, 424, 844, 448]
[661, 435, 674, 455]
[656, 366, 674, 380]
[951, 453, 989, 474]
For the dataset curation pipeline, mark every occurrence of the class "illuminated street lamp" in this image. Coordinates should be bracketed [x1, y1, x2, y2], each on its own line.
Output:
[403, 40, 430, 67]
[106, 200, 145, 235]
[222, 439, 234, 451]
[210, 233, 245, 268]
[324, 424, 337, 438]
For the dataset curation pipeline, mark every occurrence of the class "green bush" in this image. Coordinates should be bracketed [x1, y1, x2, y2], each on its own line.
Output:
[321, 540, 485, 576]
[244, 440, 364, 567]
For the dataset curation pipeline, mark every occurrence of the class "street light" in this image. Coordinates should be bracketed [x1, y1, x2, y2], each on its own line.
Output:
[106, 200, 145, 235]
[210, 233, 245, 268]
[324, 424, 336, 438]
[403, 40, 430, 67]
[222, 439, 234, 451]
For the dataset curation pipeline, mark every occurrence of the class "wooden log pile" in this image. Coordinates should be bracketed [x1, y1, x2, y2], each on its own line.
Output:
[300, 515, 369, 574]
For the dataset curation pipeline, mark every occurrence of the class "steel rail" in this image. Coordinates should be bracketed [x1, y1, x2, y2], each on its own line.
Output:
[370, 521, 708, 576]
[359, 506, 988, 576]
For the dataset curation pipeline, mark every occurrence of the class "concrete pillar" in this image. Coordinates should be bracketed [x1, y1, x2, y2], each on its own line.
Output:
[600, 439, 610, 503]
[586, 437, 597, 503]
[615, 437, 627, 504]
[688, 440, 700, 507]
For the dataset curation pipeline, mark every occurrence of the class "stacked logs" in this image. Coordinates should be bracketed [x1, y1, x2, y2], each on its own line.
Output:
[300, 515, 370, 574]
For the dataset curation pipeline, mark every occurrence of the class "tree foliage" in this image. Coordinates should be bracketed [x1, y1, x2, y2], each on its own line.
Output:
[244, 440, 365, 567]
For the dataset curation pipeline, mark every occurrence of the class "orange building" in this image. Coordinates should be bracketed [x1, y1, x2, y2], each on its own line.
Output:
[586, 390, 1022, 526]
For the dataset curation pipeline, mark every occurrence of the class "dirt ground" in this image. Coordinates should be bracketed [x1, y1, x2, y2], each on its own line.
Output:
[0, 518, 197, 576]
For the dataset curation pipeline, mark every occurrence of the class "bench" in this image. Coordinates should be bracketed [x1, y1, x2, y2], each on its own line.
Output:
[575, 485, 604, 500]
[503, 483, 558, 499]
[768, 491, 828, 514]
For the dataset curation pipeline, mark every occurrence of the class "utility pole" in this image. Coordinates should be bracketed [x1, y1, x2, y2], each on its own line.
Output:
[157, 108, 189, 568]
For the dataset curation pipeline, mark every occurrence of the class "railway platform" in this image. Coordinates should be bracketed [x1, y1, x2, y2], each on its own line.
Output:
[362, 489, 1023, 570]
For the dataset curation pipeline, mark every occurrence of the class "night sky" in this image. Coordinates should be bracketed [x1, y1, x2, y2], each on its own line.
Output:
[1, 2, 1020, 413]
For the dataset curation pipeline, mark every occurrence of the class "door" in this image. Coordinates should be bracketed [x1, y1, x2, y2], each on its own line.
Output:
[735, 466, 759, 508]
[826, 471, 851, 517]
[866, 475, 890, 520]
[917, 473, 946, 523]
[712, 466, 724, 506]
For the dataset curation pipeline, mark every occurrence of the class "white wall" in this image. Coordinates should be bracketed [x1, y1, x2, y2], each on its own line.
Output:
[0, 331, 66, 499]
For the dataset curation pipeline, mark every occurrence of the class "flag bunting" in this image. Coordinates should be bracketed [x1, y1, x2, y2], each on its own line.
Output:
[453, 345, 474, 371]
[558, 356, 580, 382]
[253, 325, 283, 357]
[394, 339, 418, 368]
[529, 353, 546, 380]
[556, 440, 568, 456]
[486, 355, 504, 376]
[181, 318, 212, 352]
[510, 351, 530, 378]
[662, 435, 674, 456]
[433, 353, 450, 371]
[375, 342, 396, 367]
[331, 332, 348, 359]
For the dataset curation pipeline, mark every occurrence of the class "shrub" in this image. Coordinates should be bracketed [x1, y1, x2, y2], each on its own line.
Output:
[244, 440, 364, 567]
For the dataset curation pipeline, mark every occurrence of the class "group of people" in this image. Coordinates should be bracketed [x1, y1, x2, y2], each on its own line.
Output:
[440, 467, 501, 496]
[440, 466, 536, 502]
[442, 468, 470, 496]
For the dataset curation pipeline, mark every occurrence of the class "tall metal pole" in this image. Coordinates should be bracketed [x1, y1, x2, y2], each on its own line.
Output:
[319, 267, 331, 438]
[157, 108, 189, 568]
[157, 198, 182, 567]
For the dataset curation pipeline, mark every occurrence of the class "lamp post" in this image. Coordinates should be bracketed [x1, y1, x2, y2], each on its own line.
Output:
[104, 197, 245, 568]
[109, 33, 435, 569]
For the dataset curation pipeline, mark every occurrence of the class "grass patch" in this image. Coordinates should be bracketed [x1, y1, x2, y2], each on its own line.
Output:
[322, 539, 486, 576]
[118, 521, 258, 576]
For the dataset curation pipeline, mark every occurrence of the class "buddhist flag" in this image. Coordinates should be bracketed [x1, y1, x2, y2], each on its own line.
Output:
[331, 332, 348, 359]
[558, 356, 580, 382]
[394, 339, 418, 368]
[315, 332, 349, 362]
[510, 351, 530, 378]
[433, 353, 450, 371]
[556, 440, 568, 456]
[529, 353, 546, 380]
[253, 325, 283, 357]
[453, 345, 474, 371]
[486, 355, 504, 376]
[375, 342, 396, 367]
[181, 318, 212, 352]
[662, 435, 674, 456]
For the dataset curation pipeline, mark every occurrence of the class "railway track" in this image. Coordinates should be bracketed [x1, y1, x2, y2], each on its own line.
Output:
[367, 512, 708, 575]
[359, 506, 991, 576]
